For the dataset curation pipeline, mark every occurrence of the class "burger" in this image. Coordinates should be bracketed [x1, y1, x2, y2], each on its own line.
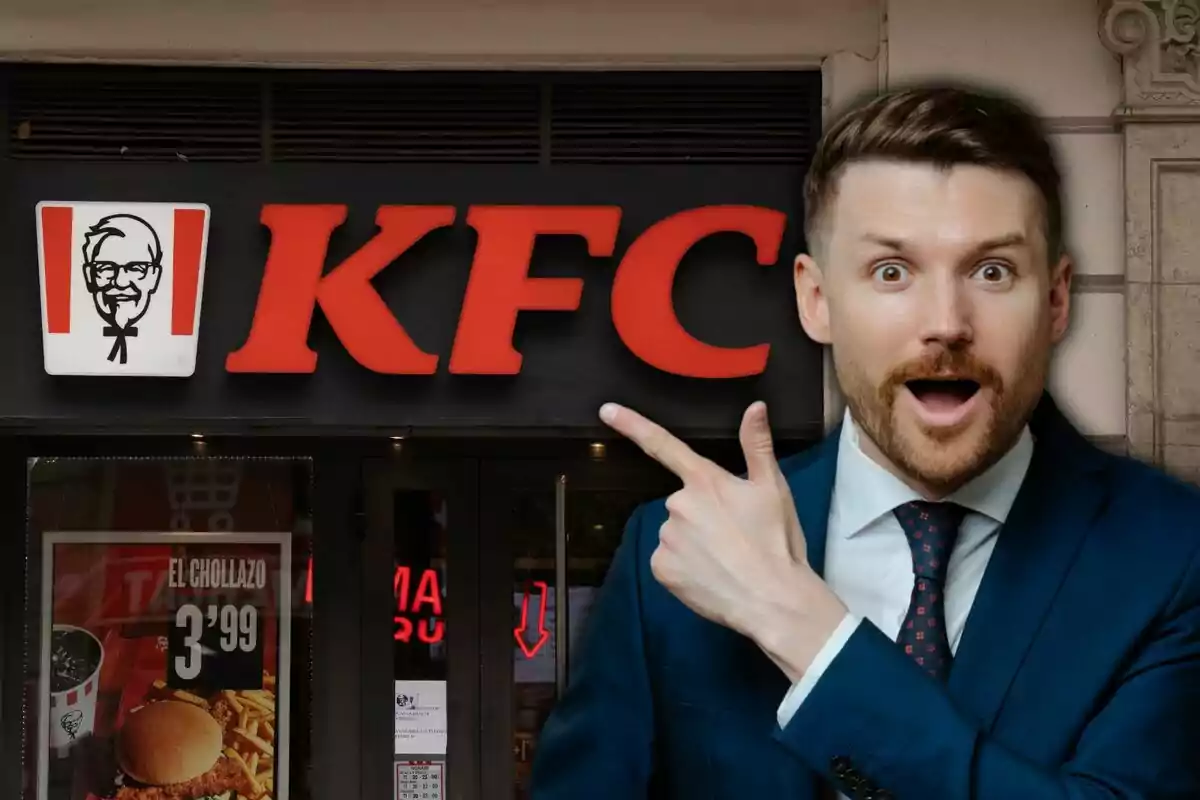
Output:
[115, 700, 252, 800]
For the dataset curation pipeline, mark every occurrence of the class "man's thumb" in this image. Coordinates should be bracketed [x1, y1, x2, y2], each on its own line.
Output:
[739, 401, 779, 484]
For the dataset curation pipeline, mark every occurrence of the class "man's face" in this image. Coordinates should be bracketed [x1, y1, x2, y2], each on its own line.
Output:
[84, 236, 161, 329]
[795, 160, 1072, 495]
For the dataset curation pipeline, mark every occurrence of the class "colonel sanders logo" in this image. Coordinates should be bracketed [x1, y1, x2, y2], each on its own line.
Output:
[36, 201, 210, 378]
[81, 214, 164, 364]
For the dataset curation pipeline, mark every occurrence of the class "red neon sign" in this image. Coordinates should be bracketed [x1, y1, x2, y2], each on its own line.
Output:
[393, 565, 444, 644]
[303, 558, 445, 644]
[224, 204, 785, 378]
[514, 581, 550, 659]
[305, 559, 552, 658]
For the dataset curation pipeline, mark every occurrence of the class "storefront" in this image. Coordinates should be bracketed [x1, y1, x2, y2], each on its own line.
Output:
[0, 64, 828, 800]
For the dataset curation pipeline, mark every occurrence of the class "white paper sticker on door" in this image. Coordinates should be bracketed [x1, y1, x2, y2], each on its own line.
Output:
[395, 680, 447, 755]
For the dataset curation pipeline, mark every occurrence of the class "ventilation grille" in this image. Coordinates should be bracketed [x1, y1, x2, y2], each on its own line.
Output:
[4, 67, 821, 165]
[8, 72, 263, 162]
[271, 79, 542, 163]
[550, 74, 820, 164]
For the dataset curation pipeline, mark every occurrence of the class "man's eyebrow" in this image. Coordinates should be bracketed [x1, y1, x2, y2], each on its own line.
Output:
[858, 232, 1029, 253]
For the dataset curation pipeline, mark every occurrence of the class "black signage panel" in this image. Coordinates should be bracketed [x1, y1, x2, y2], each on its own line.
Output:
[167, 593, 266, 692]
[0, 163, 824, 436]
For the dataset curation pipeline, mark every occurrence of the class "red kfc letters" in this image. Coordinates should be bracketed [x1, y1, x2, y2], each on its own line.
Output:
[226, 204, 785, 378]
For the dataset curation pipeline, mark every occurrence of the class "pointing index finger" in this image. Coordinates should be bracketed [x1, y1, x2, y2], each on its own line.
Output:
[599, 403, 709, 480]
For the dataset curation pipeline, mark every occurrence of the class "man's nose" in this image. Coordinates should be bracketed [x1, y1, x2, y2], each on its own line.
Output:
[113, 267, 134, 287]
[919, 274, 973, 346]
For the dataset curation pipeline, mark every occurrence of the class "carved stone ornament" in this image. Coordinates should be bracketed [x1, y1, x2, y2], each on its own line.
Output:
[1101, 0, 1200, 107]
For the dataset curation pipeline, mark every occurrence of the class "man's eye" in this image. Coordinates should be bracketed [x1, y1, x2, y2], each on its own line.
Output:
[873, 262, 909, 283]
[976, 262, 1012, 282]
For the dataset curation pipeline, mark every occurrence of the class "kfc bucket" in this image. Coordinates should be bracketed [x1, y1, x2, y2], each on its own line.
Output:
[47, 624, 105, 755]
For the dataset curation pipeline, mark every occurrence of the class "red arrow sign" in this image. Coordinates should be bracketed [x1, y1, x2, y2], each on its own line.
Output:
[514, 580, 550, 659]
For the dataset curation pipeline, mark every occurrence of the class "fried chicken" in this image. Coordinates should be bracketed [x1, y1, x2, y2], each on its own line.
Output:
[115, 756, 252, 800]
[208, 696, 237, 731]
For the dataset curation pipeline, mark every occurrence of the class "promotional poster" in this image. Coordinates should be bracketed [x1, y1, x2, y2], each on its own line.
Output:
[37, 531, 292, 800]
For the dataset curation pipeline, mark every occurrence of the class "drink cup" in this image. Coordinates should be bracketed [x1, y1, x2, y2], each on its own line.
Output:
[47, 624, 105, 756]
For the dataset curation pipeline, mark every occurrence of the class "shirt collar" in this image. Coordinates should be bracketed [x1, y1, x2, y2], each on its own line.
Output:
[831, 408, 1034, 539]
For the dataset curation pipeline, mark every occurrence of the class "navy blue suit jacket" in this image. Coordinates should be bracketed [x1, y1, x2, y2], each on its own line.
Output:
[530, 394, 1200, 799]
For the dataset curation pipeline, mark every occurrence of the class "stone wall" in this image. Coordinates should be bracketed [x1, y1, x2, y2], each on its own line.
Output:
[1101, 0, 1200, 481]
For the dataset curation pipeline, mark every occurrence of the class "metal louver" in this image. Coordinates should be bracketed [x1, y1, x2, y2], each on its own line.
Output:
[7, 68, 262, 162]
[270, 75, 542, 163]
[3, 66, 822, 165]
[549, 72, 821, 165]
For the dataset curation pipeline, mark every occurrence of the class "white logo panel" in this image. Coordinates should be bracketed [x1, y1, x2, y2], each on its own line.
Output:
[36, 201, 211, 377]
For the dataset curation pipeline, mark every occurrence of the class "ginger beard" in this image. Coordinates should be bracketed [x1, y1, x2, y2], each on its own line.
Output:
[836, 337, 1048, 495]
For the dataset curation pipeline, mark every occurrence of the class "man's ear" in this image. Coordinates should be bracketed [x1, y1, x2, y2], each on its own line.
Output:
[794, 253, 831, 345]
[1048, 253, 1072, 344]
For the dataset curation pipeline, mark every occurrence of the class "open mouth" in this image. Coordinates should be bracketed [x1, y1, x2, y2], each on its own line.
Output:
[902, 377, 982, 426]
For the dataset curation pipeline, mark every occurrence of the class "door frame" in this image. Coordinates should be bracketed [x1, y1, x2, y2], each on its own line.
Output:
[477, 453, 687, 797]
[362, 452, 481, 800]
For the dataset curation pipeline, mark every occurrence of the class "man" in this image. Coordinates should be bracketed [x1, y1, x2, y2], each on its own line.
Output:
[81, 213, 164, 364]
[530, 83, 1200, 799]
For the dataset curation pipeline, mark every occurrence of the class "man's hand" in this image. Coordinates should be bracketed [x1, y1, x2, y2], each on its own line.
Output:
[599, 400, 848, 681]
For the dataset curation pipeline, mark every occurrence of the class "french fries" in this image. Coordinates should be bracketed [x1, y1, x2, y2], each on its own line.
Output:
[222, 689, 244, 713]
[221, 678, 278, 800]
[149, 680, 209, 709]
[145, 672, 279, 800]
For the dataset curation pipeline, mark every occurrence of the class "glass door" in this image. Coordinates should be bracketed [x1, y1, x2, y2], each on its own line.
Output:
[478, 451, 682, 799]
[362, 453, 480, 800]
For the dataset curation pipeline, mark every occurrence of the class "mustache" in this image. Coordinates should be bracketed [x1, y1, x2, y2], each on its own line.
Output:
[101, 290, 140, 301]
[882, 349, 1003, 393]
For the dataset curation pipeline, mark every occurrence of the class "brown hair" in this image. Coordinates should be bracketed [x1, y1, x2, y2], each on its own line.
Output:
[803, 82, 1065, 260]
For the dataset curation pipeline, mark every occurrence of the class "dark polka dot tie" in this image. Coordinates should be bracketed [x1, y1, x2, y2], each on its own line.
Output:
[893, 500, 966, 681]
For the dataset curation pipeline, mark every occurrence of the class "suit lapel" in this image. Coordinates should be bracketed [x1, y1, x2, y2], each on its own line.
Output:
[946, 394, 1109, 730]
[781, 424, 842, 577]
[779, 432, 843, 800]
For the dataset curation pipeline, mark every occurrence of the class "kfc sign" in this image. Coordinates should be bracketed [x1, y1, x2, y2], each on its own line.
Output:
[36, 202, 786, 380]
[36, 201, 211, 377]
[227, 204, 785, 379]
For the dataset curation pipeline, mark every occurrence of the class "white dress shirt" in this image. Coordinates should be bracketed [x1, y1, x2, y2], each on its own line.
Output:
[776, 409, 1034, 739]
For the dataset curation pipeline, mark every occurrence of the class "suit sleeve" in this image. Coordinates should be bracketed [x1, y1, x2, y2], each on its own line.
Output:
[528, 503, 658, 799]
[774, 549, 1200, 800]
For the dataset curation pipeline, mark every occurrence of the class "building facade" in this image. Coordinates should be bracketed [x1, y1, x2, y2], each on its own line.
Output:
[0, 0, 1156, 455]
